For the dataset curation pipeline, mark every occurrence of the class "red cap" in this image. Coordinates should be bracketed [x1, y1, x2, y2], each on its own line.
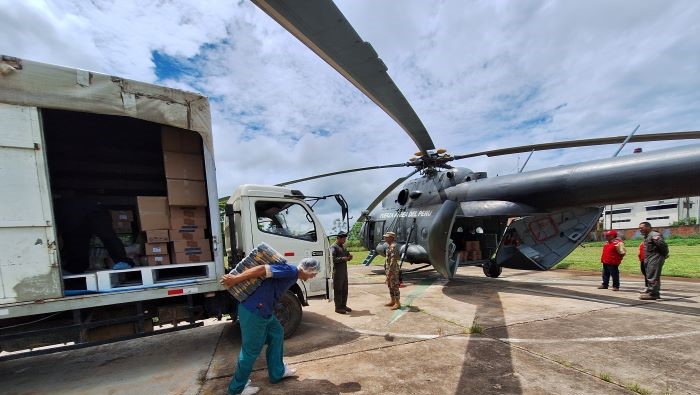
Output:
[605, 230, 618, 238]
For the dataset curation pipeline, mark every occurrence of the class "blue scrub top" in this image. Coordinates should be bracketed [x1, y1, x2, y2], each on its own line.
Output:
[241, 264, 298, 318]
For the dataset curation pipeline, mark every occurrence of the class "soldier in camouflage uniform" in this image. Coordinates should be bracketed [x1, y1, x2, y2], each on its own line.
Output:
[383, 231, 401, 310]
[638, 222, 669, 300]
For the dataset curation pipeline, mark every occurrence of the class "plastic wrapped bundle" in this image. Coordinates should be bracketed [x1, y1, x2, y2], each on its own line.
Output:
[226, 242, 288, 302]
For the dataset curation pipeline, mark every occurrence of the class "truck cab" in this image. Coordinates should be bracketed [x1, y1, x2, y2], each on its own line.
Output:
[224, 184, 335, 337]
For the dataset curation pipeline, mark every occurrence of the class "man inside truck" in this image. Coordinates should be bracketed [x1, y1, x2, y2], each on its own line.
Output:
[54, 195, 135, 274]
[221, 257, 321, 395]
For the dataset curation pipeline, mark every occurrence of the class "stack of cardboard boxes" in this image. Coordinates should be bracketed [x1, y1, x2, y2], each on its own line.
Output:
[138, 196, 171, 265]
[457, 240, 482, 262]
[135, 126, 212, 266]
[169, 206, 211, 263]
[465, 241, 482, 261]
[162, 126, 212, 264]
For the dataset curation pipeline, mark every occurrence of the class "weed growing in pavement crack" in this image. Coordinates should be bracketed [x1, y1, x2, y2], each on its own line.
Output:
[625, 382, 652, 395]
[468, 316, 483, 334]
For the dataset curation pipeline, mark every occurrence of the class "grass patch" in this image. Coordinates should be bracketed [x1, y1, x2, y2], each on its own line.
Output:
[598, 372, 612, 382]
[348, 249, 372, 265]
[625, 382, 652, 395]
[347, 238, 700, 278]
[555, 244, 700, 278]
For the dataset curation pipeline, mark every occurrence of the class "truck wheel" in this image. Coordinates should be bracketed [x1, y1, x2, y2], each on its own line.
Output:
[482, 260, 502, 278]
[275, 291, 302, 339]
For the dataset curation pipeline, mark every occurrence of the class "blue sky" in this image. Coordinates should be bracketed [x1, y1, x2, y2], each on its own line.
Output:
[2, 0, 699, 225]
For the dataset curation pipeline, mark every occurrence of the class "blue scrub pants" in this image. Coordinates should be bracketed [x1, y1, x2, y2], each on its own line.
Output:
[228, 305, 286, 394]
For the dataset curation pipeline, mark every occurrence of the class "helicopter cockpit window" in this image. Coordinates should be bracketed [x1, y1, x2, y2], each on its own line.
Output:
[397, 189, 409, 205]
[254, 201, 317, 242]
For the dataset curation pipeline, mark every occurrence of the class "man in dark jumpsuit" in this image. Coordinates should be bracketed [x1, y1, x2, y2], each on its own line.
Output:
[330, 231, 353, 314]
[638, 221, 669, 300]
[54, 197, 134, 274]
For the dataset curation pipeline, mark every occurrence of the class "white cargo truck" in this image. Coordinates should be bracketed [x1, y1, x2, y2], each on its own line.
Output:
[0, 55, 344, 356]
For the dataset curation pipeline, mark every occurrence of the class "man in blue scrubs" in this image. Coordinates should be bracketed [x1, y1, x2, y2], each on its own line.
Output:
[221, 258, 320, 395]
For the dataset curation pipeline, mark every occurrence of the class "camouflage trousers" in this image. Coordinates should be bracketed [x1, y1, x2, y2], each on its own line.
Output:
[387, 270, 400, 300]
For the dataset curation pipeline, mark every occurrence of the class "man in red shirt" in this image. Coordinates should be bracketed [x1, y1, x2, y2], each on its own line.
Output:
[598, 230, 626, 291]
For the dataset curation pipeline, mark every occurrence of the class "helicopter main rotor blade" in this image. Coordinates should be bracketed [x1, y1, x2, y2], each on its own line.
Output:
[251, 0, 435, 154]
[451, 131, 700, 160]
[275, 162, 409, 187]
[357, 168, 421, 222]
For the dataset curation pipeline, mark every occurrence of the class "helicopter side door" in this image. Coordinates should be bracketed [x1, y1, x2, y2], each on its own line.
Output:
[495, 207, 603, 270]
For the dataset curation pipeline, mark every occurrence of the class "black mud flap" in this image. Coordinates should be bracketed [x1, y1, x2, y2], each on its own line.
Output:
[496, 207, 603, 270]
[427, 200, 458, 278]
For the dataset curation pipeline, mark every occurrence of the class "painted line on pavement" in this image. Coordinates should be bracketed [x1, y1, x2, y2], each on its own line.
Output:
[304, 323, 441, 340]
[497, 330, 700, 344]
[307, 323, 700, 344]
[387, 278, 440, 325]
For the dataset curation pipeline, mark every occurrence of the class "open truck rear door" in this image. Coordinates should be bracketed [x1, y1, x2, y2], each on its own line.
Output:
[0, 104, 62, 303]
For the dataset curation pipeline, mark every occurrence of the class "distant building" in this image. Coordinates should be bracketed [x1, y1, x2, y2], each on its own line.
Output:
[602, 196, 699, 229]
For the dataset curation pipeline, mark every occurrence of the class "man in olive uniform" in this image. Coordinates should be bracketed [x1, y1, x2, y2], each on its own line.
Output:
[639, 222, 669, 300]
[331, 231, 353, 314]
[383, 231, 401, 310]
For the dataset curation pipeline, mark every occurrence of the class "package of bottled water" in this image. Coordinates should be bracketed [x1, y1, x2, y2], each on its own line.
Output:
[226, 242, 287, 302]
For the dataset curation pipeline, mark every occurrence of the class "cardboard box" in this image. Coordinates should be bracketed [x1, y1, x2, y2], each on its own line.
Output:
[170, 206, 207, 228]
[173, 250, 212, 264]
[137, 196, 170, 230]
[167, 179, 207, 206]
[171, 239, 211, 263]
[147, 255, 171, 266]
[162, 126, 202, 154]
[163, 151, 205, 181]
[145, 242, 169, 256]
[144, 229, 170, 243]
[173, 253, 211, 264]
[169, 226, 206, 241]
[171, 239, 210, 254]
[110, 210, 133, 233]
[110, 210, 134, 222]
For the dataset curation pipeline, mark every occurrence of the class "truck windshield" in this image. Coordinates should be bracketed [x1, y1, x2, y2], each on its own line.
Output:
[255, 201, 317, 241]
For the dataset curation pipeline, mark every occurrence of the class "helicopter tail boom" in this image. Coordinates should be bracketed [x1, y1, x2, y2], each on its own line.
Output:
[447, 143, 700, 211]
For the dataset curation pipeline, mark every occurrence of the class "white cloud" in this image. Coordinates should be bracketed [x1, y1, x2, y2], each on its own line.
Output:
[1, 0, 699, 231]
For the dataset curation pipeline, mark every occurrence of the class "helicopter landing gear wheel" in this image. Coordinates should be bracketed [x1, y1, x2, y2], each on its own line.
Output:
[482, 260, 502, 278]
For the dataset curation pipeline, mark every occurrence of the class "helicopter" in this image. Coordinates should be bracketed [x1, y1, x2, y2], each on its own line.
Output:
[252, 0, 700, 279]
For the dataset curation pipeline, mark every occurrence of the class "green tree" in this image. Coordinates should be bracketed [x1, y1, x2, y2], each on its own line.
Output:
[346, 220, 364, 248]
[330, 218, 344, 236]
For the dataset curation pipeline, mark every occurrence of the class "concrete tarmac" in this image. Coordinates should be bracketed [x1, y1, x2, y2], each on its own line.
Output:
[2, 265, 699, 395]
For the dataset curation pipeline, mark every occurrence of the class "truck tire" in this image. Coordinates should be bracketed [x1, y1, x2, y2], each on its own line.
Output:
[275, 290, 302, 339]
